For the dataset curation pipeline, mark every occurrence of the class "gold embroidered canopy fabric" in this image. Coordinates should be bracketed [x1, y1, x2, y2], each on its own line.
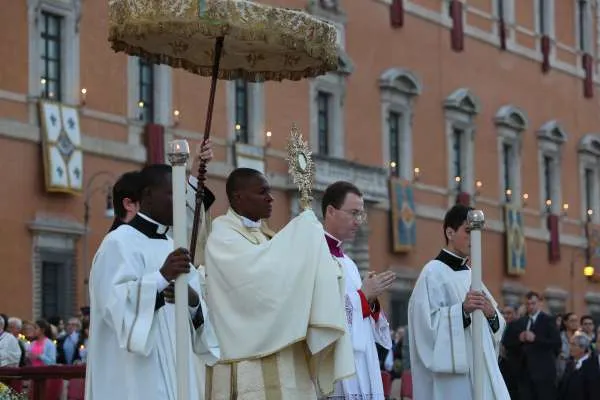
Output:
[108, 0, 339, 81]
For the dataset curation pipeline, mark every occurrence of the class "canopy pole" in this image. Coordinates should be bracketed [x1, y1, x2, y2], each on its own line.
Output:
[190, 36, 225, 263]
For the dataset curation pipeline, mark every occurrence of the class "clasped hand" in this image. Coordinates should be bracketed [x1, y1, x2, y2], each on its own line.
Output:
[519, 331, 536, 343]
[463, 289, 495, 318]
[362, 270, 396, 302]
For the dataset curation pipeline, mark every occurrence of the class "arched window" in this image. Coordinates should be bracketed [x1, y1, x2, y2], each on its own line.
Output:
[379, 68, 422, 179]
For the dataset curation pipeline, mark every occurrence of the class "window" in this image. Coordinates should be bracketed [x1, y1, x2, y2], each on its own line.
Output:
[138, 58, 155, 123]
[538, 0, 547, 35]
[388, 111, 401, 175]
[577, 0, 591, 52]
[40, 255, 73, 320]
[584, 167, 594, 213]
[578, 134, 600, 220]
[234, 79, 250, 143]
[444, 88, 480, 194]
[452, 128, 464, 190]
[29, 1, 81, 110]
[379, 68, 421, 179]
[307, 3, 349, 159]
[496, 0, 505, 19]
[537, 120, 566, 213]
[495, 105, 527, 203]
[503, 143, 514, 196]
[41, 261, 61, 318]
[543, 155, 554, 206]
[535, 0, 554, 37]
[317, 91, 331, 155]
[40, 12, 63, 101]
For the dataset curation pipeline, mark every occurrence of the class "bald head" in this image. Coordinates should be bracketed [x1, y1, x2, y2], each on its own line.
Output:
[225, 168, 273, 221]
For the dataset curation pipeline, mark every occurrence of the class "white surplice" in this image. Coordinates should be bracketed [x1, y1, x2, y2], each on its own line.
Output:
[85, 215, 218, 400]
[327, 234, 391, 400]
[407, 257, 510, 400]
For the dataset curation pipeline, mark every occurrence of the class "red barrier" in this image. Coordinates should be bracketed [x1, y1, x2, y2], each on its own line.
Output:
[0, 365, 85, 400]
[381, 371, 392, 397]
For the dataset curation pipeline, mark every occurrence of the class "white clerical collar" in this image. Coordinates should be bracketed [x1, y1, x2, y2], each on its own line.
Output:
[442, 249, 468, 265]
[137, 212, 169, 234]
[230, 208, 262, 229]
[325, 232, 342, 247]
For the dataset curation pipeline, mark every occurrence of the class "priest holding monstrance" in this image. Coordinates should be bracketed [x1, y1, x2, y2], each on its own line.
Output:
[204, 127, 354, 399]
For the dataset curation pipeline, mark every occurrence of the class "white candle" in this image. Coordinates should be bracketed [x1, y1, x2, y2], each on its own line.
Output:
[168, 139, 191, 400]
[468, 210, 485, 400]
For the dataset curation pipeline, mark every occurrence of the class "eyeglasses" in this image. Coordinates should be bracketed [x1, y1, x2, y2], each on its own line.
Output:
[338, 208, 368, 224]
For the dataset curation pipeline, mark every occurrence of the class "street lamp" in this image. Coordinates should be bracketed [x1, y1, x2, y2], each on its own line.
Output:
[82, 171, 116, 305]
[569, 246, 594, 311]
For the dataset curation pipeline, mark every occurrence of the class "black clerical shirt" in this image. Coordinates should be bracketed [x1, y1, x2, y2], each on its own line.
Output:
[125, 214, 204, 329]
[434, 249, 500, 333]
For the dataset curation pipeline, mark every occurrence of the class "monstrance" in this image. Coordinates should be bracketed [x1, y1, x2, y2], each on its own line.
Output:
[108, 0, 338, 260]
[286, 124, 315, 211]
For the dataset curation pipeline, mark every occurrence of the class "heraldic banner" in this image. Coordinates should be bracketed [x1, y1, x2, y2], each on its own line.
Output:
[389, 177, 416, 253]
[504, 205, 526, 275]
[39, 101, 83, 194]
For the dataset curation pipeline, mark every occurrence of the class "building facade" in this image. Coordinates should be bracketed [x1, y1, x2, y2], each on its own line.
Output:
[2, 0, 600, 326]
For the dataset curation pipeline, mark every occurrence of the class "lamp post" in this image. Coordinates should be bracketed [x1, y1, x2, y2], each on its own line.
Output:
[82, 171, 116, 305]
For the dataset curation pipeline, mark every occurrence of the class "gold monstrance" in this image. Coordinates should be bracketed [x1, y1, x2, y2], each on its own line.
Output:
[285, 124, 315, 211]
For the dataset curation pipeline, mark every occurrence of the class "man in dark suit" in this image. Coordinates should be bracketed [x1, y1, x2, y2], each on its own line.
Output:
[56, 317, 83, 365]
[558, 333, 590, 400]
[499, 305, 520, 400]
[581, 344, 600, 400]
[502, 291, 561, 400]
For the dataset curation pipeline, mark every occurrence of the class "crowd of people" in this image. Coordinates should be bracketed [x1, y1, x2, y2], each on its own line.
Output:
[376, 292, 600, 400]
[498, 293, 600, 400]
[0, 313, 89, 398]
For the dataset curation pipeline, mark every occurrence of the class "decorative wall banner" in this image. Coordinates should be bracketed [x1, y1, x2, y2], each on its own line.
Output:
[145, 123, 165, 164]
[39, 101, 83, 194]
[547, 214, 561, 263]
[504, 205, 526, 275]
[389, 177, 416, 253]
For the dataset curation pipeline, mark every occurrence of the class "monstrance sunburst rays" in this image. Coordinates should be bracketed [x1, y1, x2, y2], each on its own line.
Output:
[285, 124, 315, 210]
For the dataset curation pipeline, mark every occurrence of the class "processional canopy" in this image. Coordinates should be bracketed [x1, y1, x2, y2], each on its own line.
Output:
[108, 0, 339, 81]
